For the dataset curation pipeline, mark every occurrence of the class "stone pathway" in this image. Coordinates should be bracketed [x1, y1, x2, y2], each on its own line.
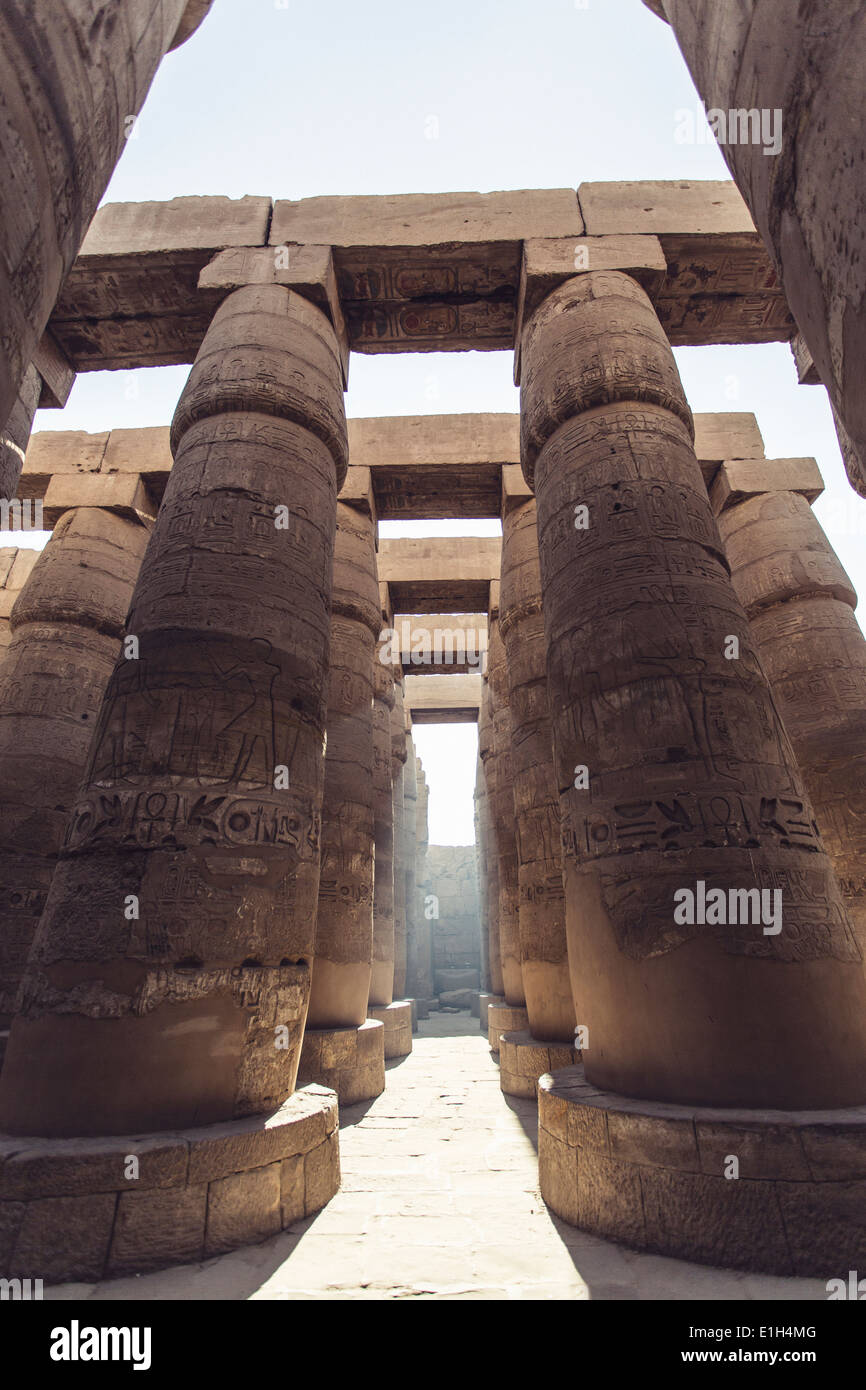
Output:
[48, 1012, 828, 1301]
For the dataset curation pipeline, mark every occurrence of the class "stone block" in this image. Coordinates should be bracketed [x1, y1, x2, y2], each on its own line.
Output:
[80, 196, 273, 256]
[776, 1181, 866, 1276]
[578, 1152, 647, 1251]
[270, 189, 584, 249]
[800, 1121, 866, 1182]
[204, 1164, 282, 1256]
[304, 1131, 341, 1216]
[538, 1124, 579, 1226]
[107, 1184, 207, 1275]
[696, 1118, 811, 1181]
[280, 1154, 305, 1228]
[11, 1193, 116, 1283]
[0, 1134, 188, 1200]
[186, 1088, 336, 1184]
[41, 473, 156, 526]
[608, 1110, 701, 1173]
[709, 457, 824, 513]
[439, 988, 475, 1009]
[640, 1167, 792, 1274]
[579, 180, 755, 236]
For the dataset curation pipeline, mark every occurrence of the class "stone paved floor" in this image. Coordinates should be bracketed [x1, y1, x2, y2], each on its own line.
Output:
[48, 1012, 828, 1301]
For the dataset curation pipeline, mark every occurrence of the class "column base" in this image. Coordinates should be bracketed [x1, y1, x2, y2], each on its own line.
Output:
[470, 991, 481, 1018]
[499, 1031, 579, 1099]
[367, 1001, 413, 1059]
[0, 1084, 340, 1284]
[479, 993, 504, 1031]
[539, 1065, 866, 1276]
[488, 1002, 529, 1052]
[297, 1020, 385, 1105]
[409, 999, 418, 1033]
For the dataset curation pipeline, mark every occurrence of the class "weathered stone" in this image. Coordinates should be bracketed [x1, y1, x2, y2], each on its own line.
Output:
[307, 502, 379, 1028]
[716, 486, 866, 962]
[499, 497, 573, 1041]
[487, 1002, 529, 1053]
[10, 1192, 116, 1282]
[486, 616, 524, 1007]
[0, 509, 149, 1031]
[644, 2, 866, 496]
[367, 1001, 413, 1059]
[107, 1184, 207, 1275]
[0, 286, 348, 1137]
[390, 681, 408, 999]
[499, 1030, 578, 1099]
[0, 366, 42, 504]
[304, 1129, 341, 1215]
[0, 550, 38, 657]
[204, 1163, 282, 1256]
[370, 646, 396, 1006]
[520, 269, 866, 1108]
[477, 682, 503, 995]
[0, 1, 214, 438]
[297, 1020, 385, 1105]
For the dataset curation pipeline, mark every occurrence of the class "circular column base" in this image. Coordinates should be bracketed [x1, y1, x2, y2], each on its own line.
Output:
[499, 1031, 579, 1099]
[367, 1001, 413, 1059]
[539, 1065, 866, 1276]
[297, 1020, 385, 1105]
[478, 993, 504, 1031]
[488, 1002, 529, 1053]
[0, 1084, 340, 1284]
[470, 991, 481, 1018]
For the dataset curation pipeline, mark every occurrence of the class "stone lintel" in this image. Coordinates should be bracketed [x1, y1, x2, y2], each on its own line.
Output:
[79, 196, 273, 259]
[32, 332, 76, 410]
[41, 474, 157, 528]
[578, 180, 755, 237]
[514, 235, 667, 381]
[791, 331, 822, 386]
[340, 465, 377, 526]
[199, 245, 349, 387]
[20, 413, 767, 517]
[404, 674, 482, 724]
[710, 457, 825, 515]
[394, 614, 488, 676]
[502, 462, 533, 512]
[378, 537, 501, 615]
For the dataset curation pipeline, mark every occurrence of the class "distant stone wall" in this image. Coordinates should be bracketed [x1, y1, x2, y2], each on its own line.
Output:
[427, 846, 481, 983]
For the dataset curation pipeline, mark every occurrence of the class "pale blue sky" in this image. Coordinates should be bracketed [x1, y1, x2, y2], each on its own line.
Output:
[16, 0, 866, 841]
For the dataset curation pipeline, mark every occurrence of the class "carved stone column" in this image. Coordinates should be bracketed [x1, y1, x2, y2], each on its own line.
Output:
[0, 1, 213, 442]
[298, 501, 384, 1103]
[0, 285, 348, 1138]
[368, 646, 396, 1007]
[713, 462, 866, 959]
[0, 549, 39, 656]
[477, 678, 503, 1009]
[0, 508, 150, 1054]
[413, 756, 434, 1012]
[485, 613, 527, 1050]
[368, 676, 413, 1059]
[403, 724, 418, 1006]
[500, 496, 574, 1041]
[473, 755, 491, 997]
[523, 269, 866, 1274]
[498, 496, 577, 1094]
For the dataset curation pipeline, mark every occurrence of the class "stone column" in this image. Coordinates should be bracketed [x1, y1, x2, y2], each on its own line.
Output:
[403, 723, 419, 1008]
[713, 464, 866, 959]
[368, 676, 413, 1059]
[0, 508, 150, 1056]
[477, 680, 503, 1005]
[0, 366, 42, 506]
[521, 269, 866, 1108]
[643, 0, 866, 497]
[485, 613, 527, 1050]
[0, 284, 348, 1138]
[390, 681, 408, 999]
[525, 270, 866, 1274]
[368, 647, 396, 1007]
[498, 497, 578, 1094]
[0, 0, 213, 441]
[298, 501, 384, 1103]
[413, 756, 434, 1013]
[473, 757, 491, 996]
